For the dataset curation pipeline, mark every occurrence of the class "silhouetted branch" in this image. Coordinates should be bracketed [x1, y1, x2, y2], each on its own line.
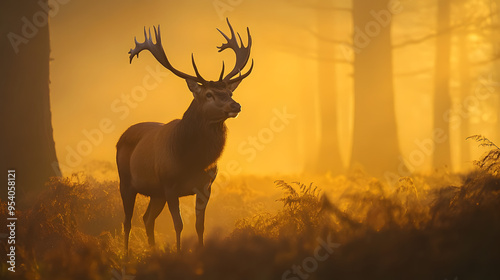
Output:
[473, 53, 500, 66]
[393, 32, 441, 49]
[306, 55, 352, 64]
[303, 5, 351, 12]
[275, 39, 353, 64]
[393, 13, 493, 49]
[307, 28, 352, 46]
[395, 67, 432, 77]
[286, 0, 351, 12]
[393, 24, 465, 49]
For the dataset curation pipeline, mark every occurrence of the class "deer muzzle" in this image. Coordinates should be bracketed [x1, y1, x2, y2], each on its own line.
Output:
[226, 102, 241, 118]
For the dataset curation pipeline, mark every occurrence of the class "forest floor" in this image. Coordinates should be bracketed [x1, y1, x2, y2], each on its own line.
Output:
[1, 150, 500, 279]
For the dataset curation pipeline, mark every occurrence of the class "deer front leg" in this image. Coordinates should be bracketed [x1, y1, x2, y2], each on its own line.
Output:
[166, 196, 183, 252]
[195, 185, 211, 247]
[195, 166, 216, 248]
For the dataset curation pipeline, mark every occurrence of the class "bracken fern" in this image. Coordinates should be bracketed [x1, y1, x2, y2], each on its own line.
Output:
[467, 135, 500, 176]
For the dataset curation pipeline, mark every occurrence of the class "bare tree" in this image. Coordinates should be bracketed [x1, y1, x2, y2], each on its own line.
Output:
[458, 28, 472, 169]
[314, 6, 344, 174]
[350, 0, 404, 176]
[433, 0, 452, 169]
[0, 0, 60, 202]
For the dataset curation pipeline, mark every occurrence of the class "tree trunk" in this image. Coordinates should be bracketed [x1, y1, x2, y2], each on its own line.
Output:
[350, 0, 403, 176]
[492, 0, 500, 144]
[458, 30, 471, 170]
[299, 58, 321, 173]
[0, 0, 60, 202]
[314, 6, 344, 174]
[432, 0, 452, 169]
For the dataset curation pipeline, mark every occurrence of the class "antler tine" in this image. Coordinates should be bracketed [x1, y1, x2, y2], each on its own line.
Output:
[216, 18, 253, 83]
[128, 25, 206, 83]
[218, 61, 225, 81]
[191, 54, 207, 83]
[154, 25, 160, 44]
[228, 59, 254, 84]
[216, 18, 236, 48]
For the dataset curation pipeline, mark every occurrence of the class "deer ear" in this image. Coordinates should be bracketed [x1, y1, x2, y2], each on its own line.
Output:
[186, 80, 203, 97]
[228, 80, 242, 92]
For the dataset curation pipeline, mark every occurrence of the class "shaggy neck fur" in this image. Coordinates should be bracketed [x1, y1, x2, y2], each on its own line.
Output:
[171, 99, 227, 172]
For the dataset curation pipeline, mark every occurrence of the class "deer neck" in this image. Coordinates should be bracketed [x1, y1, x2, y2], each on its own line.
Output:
[172, 100, 227, 171]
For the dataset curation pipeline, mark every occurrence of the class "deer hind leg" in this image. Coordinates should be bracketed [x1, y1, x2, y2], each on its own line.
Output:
[143, 196, 166, 247]
[120, 187, 137, 257]
[166, 197, 183, 252]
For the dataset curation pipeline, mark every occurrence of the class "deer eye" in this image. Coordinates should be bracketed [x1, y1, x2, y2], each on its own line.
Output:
[206, 93, 213, 99]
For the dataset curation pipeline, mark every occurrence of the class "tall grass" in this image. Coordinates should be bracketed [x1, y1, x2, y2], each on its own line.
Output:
[1, 149, 500, 279]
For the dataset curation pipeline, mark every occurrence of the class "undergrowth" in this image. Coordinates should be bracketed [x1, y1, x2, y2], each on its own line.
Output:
[1, 145, 500, 279]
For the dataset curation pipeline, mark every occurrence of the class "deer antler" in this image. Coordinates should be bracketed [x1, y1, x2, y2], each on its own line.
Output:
[129, 20, 253, 85]
[129, 25, 207, 84]
[217, 18, 254, 84]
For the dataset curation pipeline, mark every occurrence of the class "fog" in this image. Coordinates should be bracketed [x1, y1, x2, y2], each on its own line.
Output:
[4, 0, 500, 278]
[48, 0, 499, 182]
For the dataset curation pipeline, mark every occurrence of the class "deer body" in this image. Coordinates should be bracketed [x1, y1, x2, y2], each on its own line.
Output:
[117, 19, 252, 254]
[119, 106, 226, 197]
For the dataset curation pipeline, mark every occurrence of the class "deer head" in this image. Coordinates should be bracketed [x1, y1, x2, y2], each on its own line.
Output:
[128, 18, 253, 123]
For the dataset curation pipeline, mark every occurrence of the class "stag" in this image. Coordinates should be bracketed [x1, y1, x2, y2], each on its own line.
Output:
[116, 19, 253, 254]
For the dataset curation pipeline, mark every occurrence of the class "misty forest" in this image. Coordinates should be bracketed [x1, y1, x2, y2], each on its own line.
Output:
[2, 0, 500, 279]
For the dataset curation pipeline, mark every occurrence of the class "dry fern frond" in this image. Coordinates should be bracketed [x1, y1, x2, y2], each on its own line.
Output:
[275, 180, 297, 197]
[473, 149, 500, 176]
[276, 181, 321, 208]
[466, 134, 500, 149]
[467, 135, 500, 176]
